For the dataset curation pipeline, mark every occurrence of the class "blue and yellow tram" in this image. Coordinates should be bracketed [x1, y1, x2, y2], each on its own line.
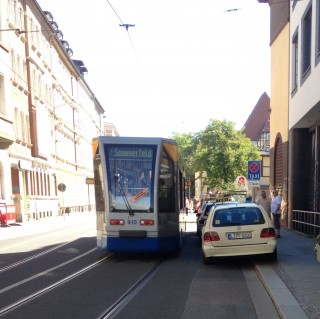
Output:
[92, 136, 186, 253]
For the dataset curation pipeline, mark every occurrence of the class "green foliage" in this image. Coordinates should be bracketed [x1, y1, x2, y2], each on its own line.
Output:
[172, 119, 261, 192]
[171, 132, 197, 179]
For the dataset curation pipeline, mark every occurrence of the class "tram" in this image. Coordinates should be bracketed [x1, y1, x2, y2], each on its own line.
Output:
[92, 136, 186, 253]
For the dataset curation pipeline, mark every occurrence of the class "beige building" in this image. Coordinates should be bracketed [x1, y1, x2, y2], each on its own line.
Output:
[258, 0, 290, 227]
[259, 0, 320, 235]
[0, 0, 107, 222]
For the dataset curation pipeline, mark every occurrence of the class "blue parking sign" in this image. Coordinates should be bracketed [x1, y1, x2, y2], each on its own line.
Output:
[247, 161, 261, 180]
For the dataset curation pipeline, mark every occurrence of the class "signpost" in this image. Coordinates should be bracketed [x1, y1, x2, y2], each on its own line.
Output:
[247, 161, 261, 187]
[57, 183, 66, 218]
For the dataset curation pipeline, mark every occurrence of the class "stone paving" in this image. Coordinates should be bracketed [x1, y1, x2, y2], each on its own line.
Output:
[267, 229, 320, 319]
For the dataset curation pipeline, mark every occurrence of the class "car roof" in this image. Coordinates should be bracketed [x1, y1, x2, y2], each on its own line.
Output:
[214, 201, 239, 205]
[213, 202, 260, 211]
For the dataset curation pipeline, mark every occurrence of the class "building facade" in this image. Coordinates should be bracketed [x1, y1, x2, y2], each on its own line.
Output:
[260, 0, 320, 235]
[0, 0, 105, 222]
[289, 0, 320, 234]
[258, 0, 290, 228]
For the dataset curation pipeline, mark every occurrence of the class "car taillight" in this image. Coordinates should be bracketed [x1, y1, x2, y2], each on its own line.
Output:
[260, 228, 276, 238]
[140, 219, 154, 226]
[110, 219, 125, 225]
[203, 231, 220, 242]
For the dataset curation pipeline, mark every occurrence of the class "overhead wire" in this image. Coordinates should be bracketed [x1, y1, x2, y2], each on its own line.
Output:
[105, 0, 141, 67]
[105, 0, 124, 25]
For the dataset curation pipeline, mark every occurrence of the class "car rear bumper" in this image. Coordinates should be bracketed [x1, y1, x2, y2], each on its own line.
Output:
[202, 241, 277, 258]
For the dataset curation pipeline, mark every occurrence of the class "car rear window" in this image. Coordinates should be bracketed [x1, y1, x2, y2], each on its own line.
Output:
[204, 203, 214, 216]
[213, 207, 265, 227]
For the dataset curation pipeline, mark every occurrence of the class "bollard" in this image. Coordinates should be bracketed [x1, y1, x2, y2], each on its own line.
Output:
[316, 244, 320, 263]
[316, 235, 320, 262]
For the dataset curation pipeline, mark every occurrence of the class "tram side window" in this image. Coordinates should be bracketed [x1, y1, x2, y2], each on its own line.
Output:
[94, 158, 105, 213]
[158, 150, 175, 212]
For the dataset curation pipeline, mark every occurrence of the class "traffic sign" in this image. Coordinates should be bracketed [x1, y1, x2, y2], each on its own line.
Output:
[58, 183, 66, 192]
[247, 161, 261, 181]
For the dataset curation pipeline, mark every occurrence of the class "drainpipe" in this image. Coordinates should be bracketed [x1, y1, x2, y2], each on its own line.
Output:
[23, 0, 39, 158]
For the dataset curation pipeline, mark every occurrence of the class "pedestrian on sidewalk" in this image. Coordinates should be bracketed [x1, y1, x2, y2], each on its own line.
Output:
[185, 197, 189, 215]
[271, 189, 282, 238]
[245, 194, 253, 203]
[189, 198, 194, 213]
[257, 190, 271, 217]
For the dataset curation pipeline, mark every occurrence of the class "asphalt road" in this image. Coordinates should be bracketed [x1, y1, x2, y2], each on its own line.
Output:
[0, 213, 279, 319]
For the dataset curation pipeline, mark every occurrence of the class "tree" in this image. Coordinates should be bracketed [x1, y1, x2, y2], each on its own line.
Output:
[194, 119, 260, 191]
[172, 119, 261, 193]
[171, 132, 197, 182]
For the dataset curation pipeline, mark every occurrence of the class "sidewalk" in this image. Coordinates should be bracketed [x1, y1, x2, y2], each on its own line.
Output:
[0, 211, 94, 241]
[256, 229, 320, 319]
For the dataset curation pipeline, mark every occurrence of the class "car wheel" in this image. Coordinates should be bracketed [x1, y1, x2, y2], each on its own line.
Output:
[266, 248, 277, 262]
[202, 253, 213, 265]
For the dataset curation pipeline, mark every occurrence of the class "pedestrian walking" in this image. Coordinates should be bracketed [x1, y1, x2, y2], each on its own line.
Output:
[271, 189, 282, 238]
[185, 197, 189, 215]
[189, 198, 194, 213]
[192, 197, 197, 213]
[257, 190, 271, 217]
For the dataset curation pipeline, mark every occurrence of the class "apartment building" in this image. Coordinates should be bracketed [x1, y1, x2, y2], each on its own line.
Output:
[259, 0, 320, 234]
[289, 0, 320, 233]
[0, 0, 105, 222]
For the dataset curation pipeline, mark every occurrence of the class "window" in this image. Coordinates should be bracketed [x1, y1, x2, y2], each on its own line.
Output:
[292, 29, 299, 94]
[301, 5, 312, 82]
[105, 145, 156, 213]
[213, 208, 265, 227]
[257, 131, 270, 153]
[159, 149, 175, 212]
[0, 75, 6, 115]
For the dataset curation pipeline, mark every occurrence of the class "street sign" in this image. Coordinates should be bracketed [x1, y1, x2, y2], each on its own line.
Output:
[247, 161, 261, 187]
[58, 183, 66, 192]
[248, 180, 260, 187]
[247, 161, 261, 180]
[235, 176, 248, 191]
[86, 177, 94, 185]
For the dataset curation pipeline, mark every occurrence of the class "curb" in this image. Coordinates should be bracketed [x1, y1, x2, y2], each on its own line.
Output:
[254, 263, 309, 319]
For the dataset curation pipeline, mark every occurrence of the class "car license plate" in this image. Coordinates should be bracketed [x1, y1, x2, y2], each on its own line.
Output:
[228, 232, 252, 240]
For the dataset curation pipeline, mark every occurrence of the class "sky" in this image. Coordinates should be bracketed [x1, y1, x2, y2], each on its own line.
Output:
[37, 0, 270, 138]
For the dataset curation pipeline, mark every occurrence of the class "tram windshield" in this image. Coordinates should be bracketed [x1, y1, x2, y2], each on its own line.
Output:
[105, 145, 156, 212]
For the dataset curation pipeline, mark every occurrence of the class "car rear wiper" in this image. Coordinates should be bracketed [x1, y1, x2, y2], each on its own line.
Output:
[115, 173, 134, 216]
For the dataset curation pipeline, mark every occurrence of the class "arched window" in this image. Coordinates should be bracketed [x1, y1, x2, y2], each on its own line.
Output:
[274, 134, 284, 189]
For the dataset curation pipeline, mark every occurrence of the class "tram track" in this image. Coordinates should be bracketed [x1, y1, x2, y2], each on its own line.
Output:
[97, 258, 163, 319]
[0, 254, 114, 317]
[0, 248, 100, 294]
[0, 242, 71, 273]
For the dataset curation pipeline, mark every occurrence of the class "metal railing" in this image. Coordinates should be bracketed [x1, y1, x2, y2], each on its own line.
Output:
[292, 210, 320, 236]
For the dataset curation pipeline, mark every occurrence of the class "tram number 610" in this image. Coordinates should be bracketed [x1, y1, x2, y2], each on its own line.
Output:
[127, 219, 138, 225]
